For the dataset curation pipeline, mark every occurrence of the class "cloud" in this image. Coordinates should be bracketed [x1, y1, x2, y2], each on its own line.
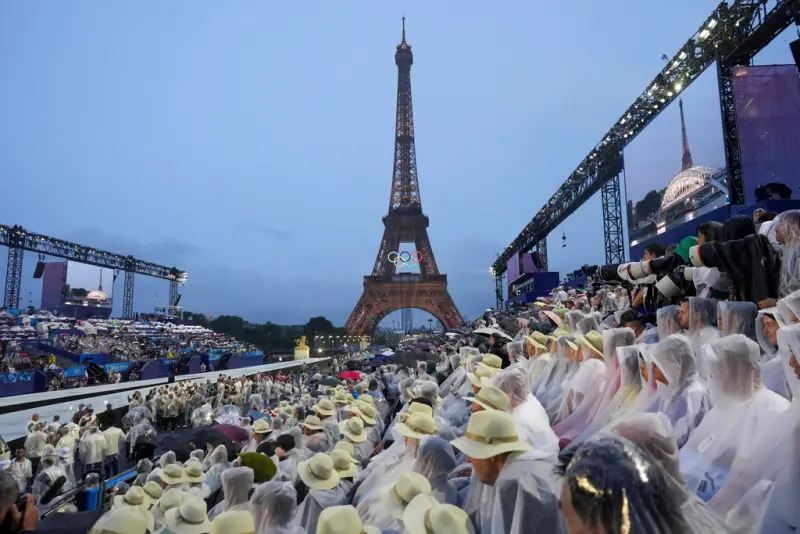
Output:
[235, 222, 293, 240]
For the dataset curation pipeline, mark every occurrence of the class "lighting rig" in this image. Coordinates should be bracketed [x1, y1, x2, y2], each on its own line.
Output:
[1, 224, 187, 318]
[490, 0, 800, 284]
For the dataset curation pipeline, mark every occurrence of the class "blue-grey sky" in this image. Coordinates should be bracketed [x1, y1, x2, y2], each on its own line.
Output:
[0, 2, 795, 325]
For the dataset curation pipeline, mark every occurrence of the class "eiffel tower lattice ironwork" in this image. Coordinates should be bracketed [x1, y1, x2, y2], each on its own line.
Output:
[345, 19, 461, 334]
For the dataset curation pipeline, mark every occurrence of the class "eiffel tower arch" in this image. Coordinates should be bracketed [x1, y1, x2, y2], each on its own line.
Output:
[345, 19, 461, 335]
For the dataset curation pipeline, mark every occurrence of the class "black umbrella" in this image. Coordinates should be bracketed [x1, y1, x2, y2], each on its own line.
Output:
[390, 351, 440, 368]
[345, 359, 361, 371]
[315, 377, 340, 387]
[156, 434, 192, 463]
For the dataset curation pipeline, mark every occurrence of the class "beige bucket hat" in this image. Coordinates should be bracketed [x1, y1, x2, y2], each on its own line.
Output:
[210, 510, 255, 534]
[313, 398, 336, 417]
[467, 366, 498, 389]
[113, 486, 157, 531]
[339, 417, 368, 443]
[477, 354, 503, 371]
[333, 390, 349, 405]
[164, 496, 211, 534]
[450, 411, 531, 460]
[90, 507, 149, 534]
[302, 415, 325, 431]
[359, 394, 375, 406]
[463, 385, 510, 413]
[142, 481, 163, 506]
[297, 453, 341, 491]
[317, 505, 380, 534]
[151, 488, 185, 526]
[183, 461, 206, 484]
[579, 331, 604, 359]
[333, 441, 360, 464]
[403, 494, 476, 534]
[394, 412, 437, 441]
[252, 419, 272, 435]
[329, 449, 358, 479]
[379, 472, 432, 520]
[159, 464, 187, 486]
[398, 401, 434, 421]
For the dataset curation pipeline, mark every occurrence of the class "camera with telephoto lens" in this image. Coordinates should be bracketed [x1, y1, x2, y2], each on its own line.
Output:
[655, 265, 696, 298]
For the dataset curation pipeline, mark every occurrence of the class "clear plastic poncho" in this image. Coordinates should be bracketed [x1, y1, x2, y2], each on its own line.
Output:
[553, 328, 635, 444]
[295, 484, 347, 534]
[679, 334, 790, 502]
[538, 335, 578, 411]
[777, 288, 800, 325]
[468, 451, 563, 534]
[129, 421, 157, 450]
[657, 305, 682, 340]
[214, 404, 242, 425]
[32, 445, 76, 500]
[122, 407, 153, 431]
[411, 437, 458, 505]
[716, 301, 757, 339]
[687, 297, 720, 380]
[250, 479, 305, 534]
[557, 436, 691, 533]
[490, 367, 559, 459]
[209, 466, 254, 521]
[644, 334, 712, 448]
[551, 357, 604, 425]
[609, 413, 730, 533]
[777, 209, 800, 297]
[191, 404, 214, 428]
[707, 324, 800, 533]
[576, 314, 601, 336]
[566, 310, 584, 333]
[755, 308, 790, 398]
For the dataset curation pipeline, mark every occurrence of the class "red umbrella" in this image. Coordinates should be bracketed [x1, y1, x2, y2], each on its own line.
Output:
[338, 371, 361, 381]
[214, 423, 249, 443]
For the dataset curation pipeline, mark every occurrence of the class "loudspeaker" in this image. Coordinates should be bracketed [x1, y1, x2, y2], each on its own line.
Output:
[791, 39, 800, 70]
[33, 261, 45, 279]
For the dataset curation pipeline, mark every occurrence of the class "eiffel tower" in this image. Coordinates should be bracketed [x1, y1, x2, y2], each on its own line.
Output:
[345, 19, 461, 334]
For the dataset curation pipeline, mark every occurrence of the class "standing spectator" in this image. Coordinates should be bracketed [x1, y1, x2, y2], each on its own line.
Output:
[102, 421, 126, 478]
[25, 413, 41, 434]
[10, 448, 32, 492]
[79, 405, 97, 428]
[46, 415, 61, 434]
[72, 404, 87, 424]
[79, 426, 107, 478]
[23, 423, 47, 474]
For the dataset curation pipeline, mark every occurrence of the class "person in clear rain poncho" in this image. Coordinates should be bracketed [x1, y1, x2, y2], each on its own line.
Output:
[777, 288, 800, 325]
[208, 467, 254, 521]
[776, 209, 800, 297]
[295, 453, 347, 534]
[491, 366, 558, 459]
[439, 354, 466, 398]
[557, 435, 691, 533]
[657, 305, 683, 340]
[678, 334, 790, 503]
[539, 335, 579, 413]
[607, 415, 730, 533]
[707, 324, 800, 534]
[685, 297, 720, 380]
[717, 301, 758, 339]
[643, 334, 712, 448]
[250, 479, 306, 534]
[754, 308, 790, 399]
[452, 411, 562, 534]
[203, 445, 231, 495]
[31, 445, 76, 501]
[554, 328, 635, 447]
[566, 310, 584, 333]
[411, 436, 458, 505]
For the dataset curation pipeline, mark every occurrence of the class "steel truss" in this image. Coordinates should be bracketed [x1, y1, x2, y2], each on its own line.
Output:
[601, 174, 626, 263]
[1, 224, 186, 315]
[491, 0, 800, 276]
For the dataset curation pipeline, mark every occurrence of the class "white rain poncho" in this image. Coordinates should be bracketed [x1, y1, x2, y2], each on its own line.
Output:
[679, 334, 790, 502]
[687, 297, 720, 380]
[438, 354, 466, 398]
[644, 334, 712, 448]
[566, 310, 584, 333]
[506, 340, 526, 365]
[717, 301, 757, 339]
[411, 437, 458, 505]
[553, 328, 635, 445]
[609, 413, 730, 533]
[122, 407, 153, 431]
[707, 324, 800, 533]
[551, 358, 604, 424]
[191, 404, 214, 428]
[209, 466, 254, 520]
[755, 308, 790, 399]
[251, 479, 306, 534]
[777, 209, 800, 297]
[468, 451, 562, 534]
[777, 288, 800, 325]
[32, 445, 76, 500]
[657, 305, 683, 340]
[538, 335, 578, 410]
[490, 367, 559, 459]
[530, 341, 558, 398]
[295, 484, 347, 534]
[576, 314, 600, 336]
[203, 444, 232, 494]
[543, 337, 582, 419]
[355, 438, 418, 504]
[572, 344, 644, 446]
[557, 436, 692, 533]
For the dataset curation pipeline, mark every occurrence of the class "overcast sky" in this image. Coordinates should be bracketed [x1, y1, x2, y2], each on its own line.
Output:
[0, 2, 795, 325]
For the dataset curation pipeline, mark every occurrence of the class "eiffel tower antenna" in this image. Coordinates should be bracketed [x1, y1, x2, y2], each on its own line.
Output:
[679, 98, 694, 171]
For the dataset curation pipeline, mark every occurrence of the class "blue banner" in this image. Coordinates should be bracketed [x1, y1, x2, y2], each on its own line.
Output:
[64, 366, 86, 378]
[242, 350, 264, 358]
[209, 354, 221, 361]
[0, 371, 34, 383]
[104, 362, 132, 373]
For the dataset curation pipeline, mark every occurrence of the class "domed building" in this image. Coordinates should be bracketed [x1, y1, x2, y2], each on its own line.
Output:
[658, 99, 727, 226]
[86, 271, 110, 305]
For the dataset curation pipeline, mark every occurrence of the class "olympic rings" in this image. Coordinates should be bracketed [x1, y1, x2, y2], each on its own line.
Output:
[388, 250, 423, 268]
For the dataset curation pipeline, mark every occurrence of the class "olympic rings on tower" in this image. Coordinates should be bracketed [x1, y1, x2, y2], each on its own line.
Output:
[388, 250, 423, 268]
